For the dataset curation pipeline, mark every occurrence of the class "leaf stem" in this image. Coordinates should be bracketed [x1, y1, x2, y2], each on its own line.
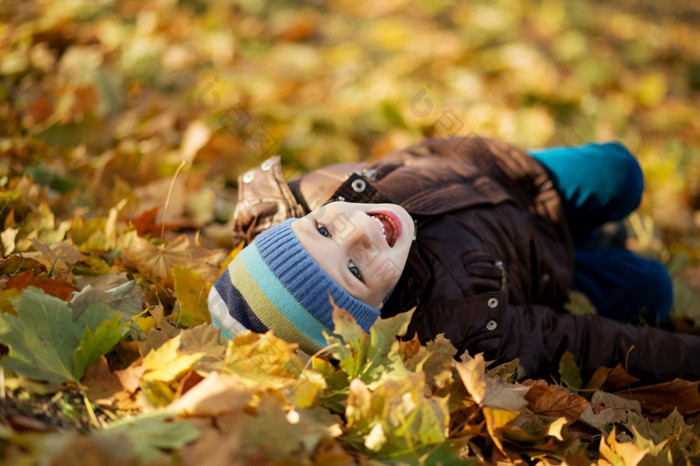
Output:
[160, 160, 187, 244]
[78, 383, 101, 429]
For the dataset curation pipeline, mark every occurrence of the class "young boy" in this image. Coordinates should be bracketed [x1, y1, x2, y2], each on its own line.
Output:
[208, 136, 700, 383]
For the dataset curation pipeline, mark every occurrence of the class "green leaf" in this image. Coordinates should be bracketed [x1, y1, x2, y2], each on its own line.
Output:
[101, 411, 200, 462]
[344, 372, 450, 457]
[73, 312, 122, 380]
[326, 306, 414, 387]
[0, 288, 120, 384]
[559, 350, 582, 389]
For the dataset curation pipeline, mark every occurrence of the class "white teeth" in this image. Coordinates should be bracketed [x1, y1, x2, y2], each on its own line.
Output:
[372, 216, 385, 235]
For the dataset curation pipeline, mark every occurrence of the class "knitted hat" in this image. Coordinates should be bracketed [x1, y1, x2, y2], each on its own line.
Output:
[207, 218, 380, 354]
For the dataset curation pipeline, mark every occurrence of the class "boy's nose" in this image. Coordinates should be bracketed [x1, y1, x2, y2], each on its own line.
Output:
[343, 212, 376, 249]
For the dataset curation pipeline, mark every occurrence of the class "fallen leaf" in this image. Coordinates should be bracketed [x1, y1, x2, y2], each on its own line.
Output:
[558, 350, 582, 389]
[82, 355, 125, 404]
[30, 238, 85, 265]
[120, 230, 222, 283]
[129, 206, 181, 238]
[142, 334, 205, 383]
[483, 407, 520, 454]
[586, 363, 641, 391]
[599, 427, 649, 466]
[0, 288, 22, 315]
[0, 255, 47, 276]
[591, 391, 642, 419]
[115, 363, 146, 394]
[403, 333, 457, 389]
[45, 431, 135, 466]
[615, 379, 700, 416]
[0, 288, 121, 384]
[170, 266, 212, 328]
[167, 371, 252, 416]
[70, 278, 142, 322]
[523, 380, 588, 424]
[5, 270, 78, 301]
[73, 312, 122, 380]
[457, 353, 529, 411]
[101, 411, 200, 462]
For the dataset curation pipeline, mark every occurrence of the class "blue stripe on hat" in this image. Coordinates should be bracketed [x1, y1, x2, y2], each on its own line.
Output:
[240, 242, 330, 346]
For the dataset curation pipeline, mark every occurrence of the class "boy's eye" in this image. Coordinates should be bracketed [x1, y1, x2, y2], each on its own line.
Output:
[348, 260, 363, 281]
[315, 222, 331, 238]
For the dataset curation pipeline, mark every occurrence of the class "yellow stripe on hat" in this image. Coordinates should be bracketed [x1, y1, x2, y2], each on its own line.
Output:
[228, 258, 326, 354]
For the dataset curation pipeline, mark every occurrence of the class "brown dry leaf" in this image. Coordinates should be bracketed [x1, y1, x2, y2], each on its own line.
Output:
[615, 379, 700, 416]
[30, 238, 85, 266]
[0, 255, 47, 276]
[585, 366, 612, 390]
[81, 355, 125, 405]
[5, 270, 78, 301]
[180, 419, 243, 466]
[167, 372, 252, 417]
[579, 404, 617, 430]
[591, 391, 642, 418]
[48, 431, 135, 466]
[137, 327, 172, 358]
[115, 362, 146, 394]
[585, 363, 642, 391]
[523, 380, 588, 424]
[120, 230, 222, 283]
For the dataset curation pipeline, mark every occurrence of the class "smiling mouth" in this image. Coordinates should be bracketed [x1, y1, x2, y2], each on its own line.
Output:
[368, 212, 398, 247]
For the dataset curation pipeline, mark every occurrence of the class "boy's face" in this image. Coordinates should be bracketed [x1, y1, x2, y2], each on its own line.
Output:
[291, 201, 414, 309]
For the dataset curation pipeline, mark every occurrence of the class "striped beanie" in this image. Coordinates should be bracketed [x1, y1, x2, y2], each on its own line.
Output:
[207, 218, 380, 354]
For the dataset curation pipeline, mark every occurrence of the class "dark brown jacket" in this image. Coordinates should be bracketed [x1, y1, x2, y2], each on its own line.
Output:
[232, 136, 700, 383]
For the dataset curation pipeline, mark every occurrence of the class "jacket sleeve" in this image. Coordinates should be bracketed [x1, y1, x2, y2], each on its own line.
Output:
[498, 302, 700, 383]
[408, 290, 700, 383]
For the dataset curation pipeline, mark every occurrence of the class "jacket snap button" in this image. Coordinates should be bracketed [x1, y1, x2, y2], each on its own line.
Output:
[541, 273, 550, 283]
[261, 159, 274, 171]
[242, 171, 256, 183]
[351, 179, 366, 193]
[486, 320, 498, 331]
[487, 297, 498, 308]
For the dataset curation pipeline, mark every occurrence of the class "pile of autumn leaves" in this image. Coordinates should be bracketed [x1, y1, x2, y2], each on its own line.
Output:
[1, 193, 700, 465]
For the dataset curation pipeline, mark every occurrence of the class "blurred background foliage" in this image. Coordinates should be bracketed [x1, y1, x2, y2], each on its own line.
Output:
[1, 0, 699, 322]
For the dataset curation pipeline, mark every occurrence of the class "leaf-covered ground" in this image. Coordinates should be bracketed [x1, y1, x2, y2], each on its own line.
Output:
[1, 0, 700, 464]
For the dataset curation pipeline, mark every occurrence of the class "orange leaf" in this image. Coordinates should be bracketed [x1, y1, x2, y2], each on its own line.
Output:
[129, 207, 182, 238]
[5, 270, 78, 301]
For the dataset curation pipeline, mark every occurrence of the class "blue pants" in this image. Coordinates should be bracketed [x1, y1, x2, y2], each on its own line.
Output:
[529, 142, 673, 326]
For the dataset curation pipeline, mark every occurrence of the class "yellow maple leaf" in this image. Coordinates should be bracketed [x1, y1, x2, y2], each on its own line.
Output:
[170, 266, 212, 328]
